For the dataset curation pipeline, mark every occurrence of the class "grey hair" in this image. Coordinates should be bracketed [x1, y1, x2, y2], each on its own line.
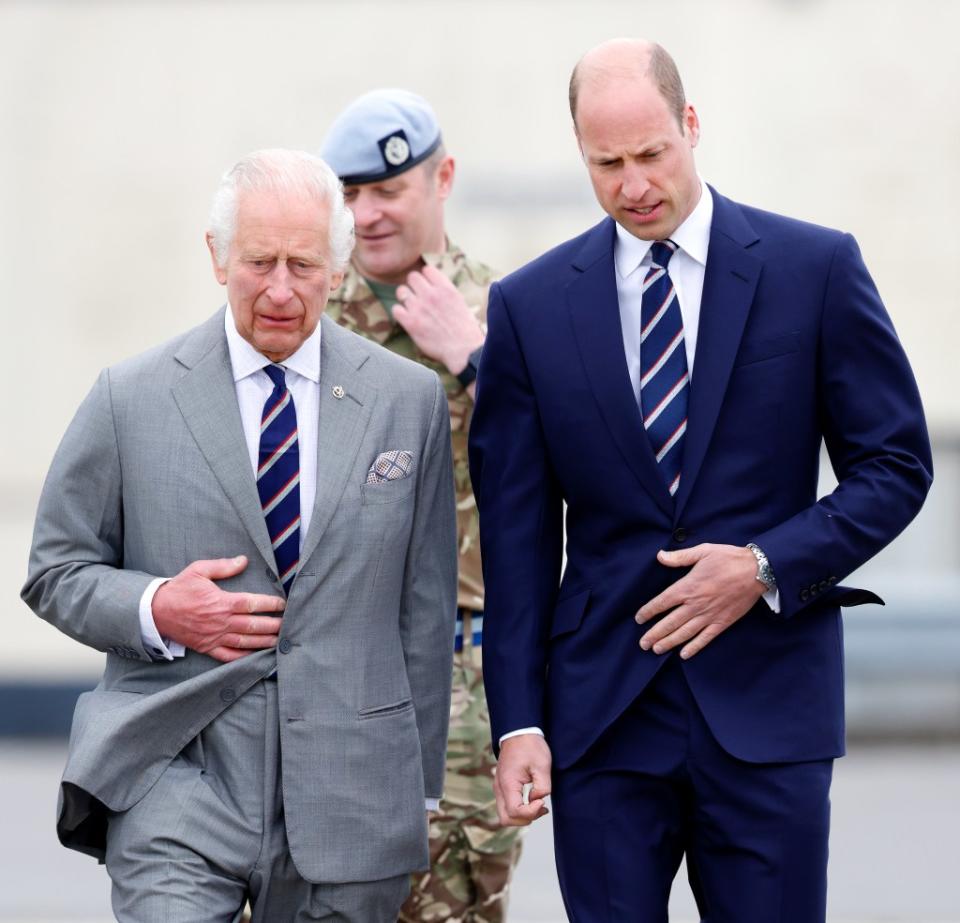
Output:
[208, 149, 355, 271]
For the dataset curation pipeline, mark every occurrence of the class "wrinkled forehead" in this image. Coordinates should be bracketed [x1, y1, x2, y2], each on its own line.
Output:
[233, 189, 330, 241]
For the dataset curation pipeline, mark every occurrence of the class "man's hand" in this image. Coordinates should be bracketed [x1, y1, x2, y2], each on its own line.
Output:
[394, 264, 484, 374]
[493, 734, 552, 827]
[635, 543, 765, 660]
[153, 556, 285, 662]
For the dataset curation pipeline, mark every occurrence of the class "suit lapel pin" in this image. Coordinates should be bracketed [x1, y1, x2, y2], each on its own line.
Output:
[332, 385, 345, 400]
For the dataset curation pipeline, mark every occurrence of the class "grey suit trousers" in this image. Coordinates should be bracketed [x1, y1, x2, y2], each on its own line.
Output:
[104, 679, 410, 922]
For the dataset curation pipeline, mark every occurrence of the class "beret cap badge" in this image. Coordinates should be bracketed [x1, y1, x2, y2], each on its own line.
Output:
[381, 133, 411, 167]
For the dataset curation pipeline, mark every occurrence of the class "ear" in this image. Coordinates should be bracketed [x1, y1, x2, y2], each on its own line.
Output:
[683, 104, 701, 149]
[329, 269, 345, 292]
[206, 232, 228, 285]
[434, 155, 456, 200]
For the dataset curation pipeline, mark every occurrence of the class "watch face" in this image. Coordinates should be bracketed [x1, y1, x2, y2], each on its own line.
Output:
[748, 544, 775, 590]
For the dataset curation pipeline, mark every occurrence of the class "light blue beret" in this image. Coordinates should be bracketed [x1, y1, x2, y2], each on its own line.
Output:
[320, 88, 442, 185]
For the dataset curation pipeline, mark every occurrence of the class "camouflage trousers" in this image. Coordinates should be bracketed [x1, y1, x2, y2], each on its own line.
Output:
[399, 643, 523, 923]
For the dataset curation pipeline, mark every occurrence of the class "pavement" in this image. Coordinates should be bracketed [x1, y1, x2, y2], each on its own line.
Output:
[2, 741, 958, 922]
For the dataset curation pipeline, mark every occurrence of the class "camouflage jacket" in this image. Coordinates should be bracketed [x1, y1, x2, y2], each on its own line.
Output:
[326, 241, 494, 610]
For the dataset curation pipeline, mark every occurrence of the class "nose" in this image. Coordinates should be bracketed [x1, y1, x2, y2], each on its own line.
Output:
[266, 264, 294, 305]
[350, 192, 382, 229]
[621, 163, 651, 202]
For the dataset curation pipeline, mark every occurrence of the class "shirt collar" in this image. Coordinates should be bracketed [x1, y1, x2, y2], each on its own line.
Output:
[224, 306, 322, 384]
[614, 180, 714, 279]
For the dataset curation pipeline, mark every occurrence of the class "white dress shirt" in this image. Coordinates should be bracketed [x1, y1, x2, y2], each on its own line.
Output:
[139, 308, 321, 660]
[501, 182, 777, 747]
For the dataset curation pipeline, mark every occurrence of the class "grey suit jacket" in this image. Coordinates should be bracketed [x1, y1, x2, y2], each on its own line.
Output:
[22, 308, 458, 882]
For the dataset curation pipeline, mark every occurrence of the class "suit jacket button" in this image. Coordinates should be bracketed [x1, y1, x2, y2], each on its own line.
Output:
[799, 588, 809, 602]
[819, 580, 829, 592]
[220, 687, 236, 703]
[279, 639, 293, 654]
[828, 576, 838, 586]
[672, 527, 688, 543]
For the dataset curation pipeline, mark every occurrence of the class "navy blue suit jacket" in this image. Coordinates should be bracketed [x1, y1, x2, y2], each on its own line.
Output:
[468, 188, 932, 771]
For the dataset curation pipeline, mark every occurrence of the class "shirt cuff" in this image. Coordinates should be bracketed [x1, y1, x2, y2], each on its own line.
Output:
[425, 798, 441, 812]
[499, 727, 545, 745]
[762, 587, 781, 614]
[138, 577, 185, 660]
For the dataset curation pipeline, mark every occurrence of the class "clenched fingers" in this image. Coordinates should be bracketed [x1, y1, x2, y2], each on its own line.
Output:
[493, 772, 549, 826]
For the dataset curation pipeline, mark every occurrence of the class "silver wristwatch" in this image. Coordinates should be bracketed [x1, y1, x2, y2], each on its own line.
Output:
[746, 543, 777, 592]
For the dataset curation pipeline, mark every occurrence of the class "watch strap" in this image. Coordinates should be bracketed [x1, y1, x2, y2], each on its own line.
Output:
[456, 345, 483, 388]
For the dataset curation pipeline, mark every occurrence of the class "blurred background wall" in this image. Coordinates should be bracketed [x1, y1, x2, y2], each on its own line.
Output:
[1, 0, 957, 734]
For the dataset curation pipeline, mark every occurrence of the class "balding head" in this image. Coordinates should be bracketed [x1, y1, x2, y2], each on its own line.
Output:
[568, 38, 701, 241]
[569, 39, 687, 131]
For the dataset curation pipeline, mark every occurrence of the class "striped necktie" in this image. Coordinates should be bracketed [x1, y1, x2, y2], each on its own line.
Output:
[258, 365, 300, 593]
[639, 240, 689, 497]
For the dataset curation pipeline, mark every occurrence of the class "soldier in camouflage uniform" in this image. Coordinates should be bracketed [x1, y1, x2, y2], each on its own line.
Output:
[321, 90, 522, 922]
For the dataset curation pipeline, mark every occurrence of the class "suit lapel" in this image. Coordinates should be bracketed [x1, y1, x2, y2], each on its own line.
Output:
[298, 315, 376, 572]
[171, 310, 277, 570]
[566, 219, 674, 517]
[674, 191, 762, 516]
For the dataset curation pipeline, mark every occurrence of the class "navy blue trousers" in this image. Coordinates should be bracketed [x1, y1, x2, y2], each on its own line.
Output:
[551, 657, 833, 922]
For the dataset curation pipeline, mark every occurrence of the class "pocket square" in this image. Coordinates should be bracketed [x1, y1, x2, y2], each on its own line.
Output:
[366, 450, 414, 484]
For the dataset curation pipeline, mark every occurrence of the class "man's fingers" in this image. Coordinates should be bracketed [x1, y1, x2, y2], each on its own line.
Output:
[205, 646, 251, 663]
[642, 612, 705, 654]
[222, 633, 280, 650]
[680, 623, 724, 660]
[495, 773, 548, 826]
[657, 544, 710, 568]
[189, 555, 248, 581]
[405, 270, 431, 294]
[226, 615, 284, 635]
[636, 587, 681, 624]
[504, 801, 549, 825]
[421, 264, 455, 290]
[639, 603, 692, 649]
[228, 593, 286, 615]
[528, 767, 553, 802]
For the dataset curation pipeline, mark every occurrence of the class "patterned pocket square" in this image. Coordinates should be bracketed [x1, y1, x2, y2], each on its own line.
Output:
[366, 450, 414, 484]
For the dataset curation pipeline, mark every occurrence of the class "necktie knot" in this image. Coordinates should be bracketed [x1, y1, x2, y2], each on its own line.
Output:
[649, 240, 677, 271]
[263, 364, 286, 392]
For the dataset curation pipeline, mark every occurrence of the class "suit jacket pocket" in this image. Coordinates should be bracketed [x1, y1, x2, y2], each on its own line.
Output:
[358, 697, 414, 719]
[549, 588, 591, 639]
[734, 331, 800, 367]
[360, 475, 416, 505]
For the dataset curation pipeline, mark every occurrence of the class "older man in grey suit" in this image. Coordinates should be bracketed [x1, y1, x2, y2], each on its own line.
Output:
[22, 149, 458, 922]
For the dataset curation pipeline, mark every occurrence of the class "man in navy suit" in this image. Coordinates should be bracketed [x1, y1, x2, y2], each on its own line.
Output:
[468, 38, 932, 921]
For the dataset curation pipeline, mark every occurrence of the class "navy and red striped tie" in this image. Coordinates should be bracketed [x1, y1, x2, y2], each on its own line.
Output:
[258, 365, 300, 593]
[639, 240, 689, 497]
